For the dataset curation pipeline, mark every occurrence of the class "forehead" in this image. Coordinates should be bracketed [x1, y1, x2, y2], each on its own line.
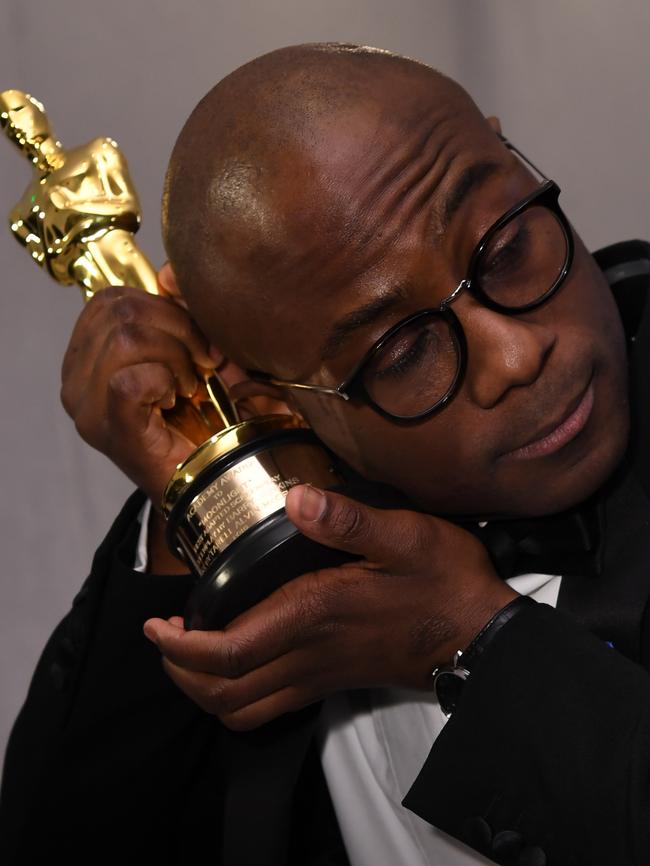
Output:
[195, 83, 517, 372]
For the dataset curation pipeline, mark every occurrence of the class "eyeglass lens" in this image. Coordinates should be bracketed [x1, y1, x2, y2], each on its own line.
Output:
[361, 206, 569, 419]
[362, 315, 460, 417]
[476, 206, 568, 309]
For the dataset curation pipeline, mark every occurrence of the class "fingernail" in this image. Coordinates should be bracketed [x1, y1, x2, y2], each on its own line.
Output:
[185, 379, 199, 398]
[299, 484, 326, 522]
[143, 623, 159, 643]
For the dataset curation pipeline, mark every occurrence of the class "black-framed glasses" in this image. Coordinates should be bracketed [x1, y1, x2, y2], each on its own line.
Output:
[247, 138, 575, 423]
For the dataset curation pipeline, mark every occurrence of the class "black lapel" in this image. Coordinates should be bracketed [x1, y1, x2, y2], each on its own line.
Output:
[220, 705, 321, 866]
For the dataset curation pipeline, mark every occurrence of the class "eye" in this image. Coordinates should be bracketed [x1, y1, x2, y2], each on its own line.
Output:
[481, 219, 529, 280]
[369, 327, 439, 381]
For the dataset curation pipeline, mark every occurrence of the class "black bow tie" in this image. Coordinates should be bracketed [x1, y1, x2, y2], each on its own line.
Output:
[460, 499, 604, 580]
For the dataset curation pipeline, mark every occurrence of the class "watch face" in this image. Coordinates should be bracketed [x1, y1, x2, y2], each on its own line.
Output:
[435, 668, 469, 718]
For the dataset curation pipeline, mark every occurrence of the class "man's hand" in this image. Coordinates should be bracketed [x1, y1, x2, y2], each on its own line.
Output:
[143, 484, 517, 731]
[60, 280, 213, 506]
[60, 263, 293, 572]
[61, 263, 291, 509]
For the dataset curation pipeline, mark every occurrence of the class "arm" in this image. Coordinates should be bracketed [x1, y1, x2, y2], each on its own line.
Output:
[404, 602, 650, 866]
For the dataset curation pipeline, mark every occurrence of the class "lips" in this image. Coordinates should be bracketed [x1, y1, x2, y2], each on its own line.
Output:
[503, 373, 595, 461]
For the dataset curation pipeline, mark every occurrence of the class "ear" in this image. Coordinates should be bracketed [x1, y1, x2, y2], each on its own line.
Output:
[486, 115, 503, 135]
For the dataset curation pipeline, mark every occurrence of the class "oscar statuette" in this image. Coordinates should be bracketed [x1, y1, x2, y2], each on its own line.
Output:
[1, 90, 404, 629]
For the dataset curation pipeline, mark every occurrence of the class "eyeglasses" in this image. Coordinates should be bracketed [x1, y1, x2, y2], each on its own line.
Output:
[246, 138, 575, 423]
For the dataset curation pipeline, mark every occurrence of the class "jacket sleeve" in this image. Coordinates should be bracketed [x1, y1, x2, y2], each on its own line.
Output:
[402, 601, 650, 866]
[0, 489, 225, 865]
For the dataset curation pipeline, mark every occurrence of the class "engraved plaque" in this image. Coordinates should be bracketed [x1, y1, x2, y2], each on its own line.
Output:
[175, 442, 340, 575]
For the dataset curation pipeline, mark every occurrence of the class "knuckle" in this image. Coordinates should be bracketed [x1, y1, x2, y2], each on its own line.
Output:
[111, 321, 144, 354]
[83, 288, 113, 316]
[286, 573, 342, 640]
[405, 514, 432, 556]
[96, 285, 128, 306]
[221, 638, 247, 678]
[298, 574, 332, 626]
[329, 500, 366, 542]
[107, 367, 140, 400]
[110, 293, 143, 325]
[205, 680, 234, 716]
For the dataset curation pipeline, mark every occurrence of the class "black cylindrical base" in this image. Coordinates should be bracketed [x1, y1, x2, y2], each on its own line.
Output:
[183, 477, 411, 631]
[183, 511, 355, 630]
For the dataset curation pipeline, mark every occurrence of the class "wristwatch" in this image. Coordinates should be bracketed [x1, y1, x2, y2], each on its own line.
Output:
[432, 596, 536, 718]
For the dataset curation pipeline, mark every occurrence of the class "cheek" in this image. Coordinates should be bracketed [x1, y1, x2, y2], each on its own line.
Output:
[562, 240, 623, 335]
[303, 397, 488, 511]
[551, 249, 628, 391]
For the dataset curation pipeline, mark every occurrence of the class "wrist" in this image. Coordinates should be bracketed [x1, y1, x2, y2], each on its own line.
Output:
[437, 581, 519, 666]
[433, 594, 536, 717]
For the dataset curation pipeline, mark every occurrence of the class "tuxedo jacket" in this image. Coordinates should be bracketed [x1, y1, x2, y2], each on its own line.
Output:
[3, 240, 650, 866]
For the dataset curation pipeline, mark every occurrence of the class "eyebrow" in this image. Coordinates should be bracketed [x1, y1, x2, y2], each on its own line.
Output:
[435, 159, 502, 235]
[320, 160, 502, 362]
[321, 283, 411, 362]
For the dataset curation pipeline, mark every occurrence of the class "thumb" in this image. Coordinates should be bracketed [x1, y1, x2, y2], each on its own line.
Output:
[284, 483, 422, 565]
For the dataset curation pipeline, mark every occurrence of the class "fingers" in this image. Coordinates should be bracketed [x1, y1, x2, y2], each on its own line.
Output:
[65, 285, 212, 381]
[107, 362, 178, 413]
[143, 611, 288, 680]
[101, 361, 193, 498]
[144, 615, 328, 730]
[161, 657, 318, 731]
[144, 618, 238, 674]
[154, 266, 291, 417]
[60, 284, 214, 499]
[161, 646, 304, 712]
[284, 484, 427, 566]
[104, 361, 179, 464]
[143, 566, 354, 679]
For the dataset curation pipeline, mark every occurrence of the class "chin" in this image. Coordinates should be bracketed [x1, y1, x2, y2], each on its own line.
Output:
[499, 405, 630, 519]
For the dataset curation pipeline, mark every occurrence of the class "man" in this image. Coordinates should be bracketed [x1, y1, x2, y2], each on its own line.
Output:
[2, 42, 650, 865]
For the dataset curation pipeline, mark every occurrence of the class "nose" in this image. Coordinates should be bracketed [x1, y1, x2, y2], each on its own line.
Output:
[454, 296, 556, 410]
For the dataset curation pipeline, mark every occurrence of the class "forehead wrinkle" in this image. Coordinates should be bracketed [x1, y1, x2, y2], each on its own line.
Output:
[349, 116, 445, 212]
[338, 115, 455, 251]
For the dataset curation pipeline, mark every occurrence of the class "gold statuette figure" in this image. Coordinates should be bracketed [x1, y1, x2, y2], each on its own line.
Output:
[0, 89, 239, 443]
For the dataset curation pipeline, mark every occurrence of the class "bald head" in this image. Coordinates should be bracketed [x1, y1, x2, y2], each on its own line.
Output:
[158, 42, 631, 520]
[162, 43, 490, 364]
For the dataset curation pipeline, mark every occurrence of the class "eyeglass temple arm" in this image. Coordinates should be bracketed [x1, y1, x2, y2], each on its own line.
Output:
[497, 133, 549, 183]
[246, 371, 351, 401]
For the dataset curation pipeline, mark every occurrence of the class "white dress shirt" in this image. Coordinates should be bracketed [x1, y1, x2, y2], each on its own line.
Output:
[134, 498, 561, 865]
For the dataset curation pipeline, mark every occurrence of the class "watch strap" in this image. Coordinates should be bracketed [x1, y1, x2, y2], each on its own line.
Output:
[432, 595, 536, 717]
[461, 595, 537, 670]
